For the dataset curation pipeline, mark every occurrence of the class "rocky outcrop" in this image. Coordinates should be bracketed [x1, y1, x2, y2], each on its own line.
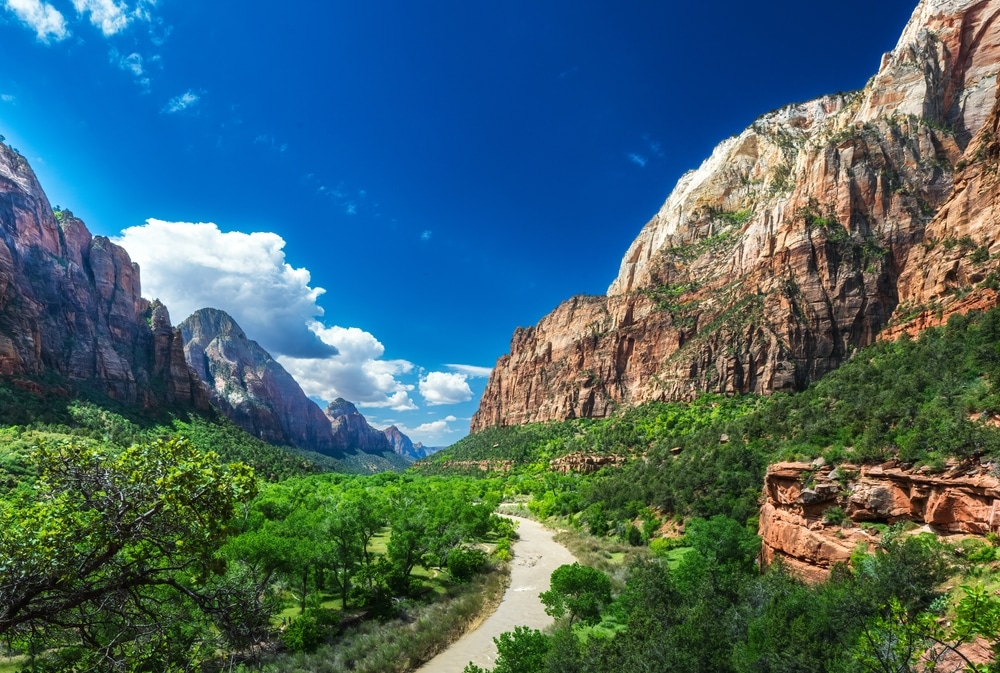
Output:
[179, 308, 342, 455]
[473, 0, 1000, 430]
[759, 460, 1000, 582]
[325, 398, 396, 455]
[414, 459, 514, 473]
[549, 452, 628, 474]
[0, 142, 205, 408]
[384, 424, 424, 460]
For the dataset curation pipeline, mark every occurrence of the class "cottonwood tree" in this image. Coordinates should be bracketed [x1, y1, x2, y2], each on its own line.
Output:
[539, 563, 612, 626]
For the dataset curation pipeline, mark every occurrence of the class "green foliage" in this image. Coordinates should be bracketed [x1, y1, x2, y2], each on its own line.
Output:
[0, 437, 258, 666]
[0, 378, 326, 481]
[540, 563, 612, 626]
[641, 282, 701, 326]
[281, 613, 324, 653]
[823, 505, 848, 525]
[447, 546, 488, 581]
[501, 515, 981, 673]
[464, 625, 551, 673]
[714, 208, 753, 226]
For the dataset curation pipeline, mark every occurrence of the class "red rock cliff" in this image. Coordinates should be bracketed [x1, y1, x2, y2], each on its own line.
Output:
[0, 142, 205, 408]
[473, 0, 1000, 430]
[759, 460, 1000, 582]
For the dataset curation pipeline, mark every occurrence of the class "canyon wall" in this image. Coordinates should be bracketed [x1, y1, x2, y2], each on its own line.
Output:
[0, 142, 205, 408]
[473, 0, 1000, 430]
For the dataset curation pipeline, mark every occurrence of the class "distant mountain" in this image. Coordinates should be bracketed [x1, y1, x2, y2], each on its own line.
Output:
[325, 398, 395, 455]
[0, 142, 205, 408]
[383, 424, 426, 460]
[325, 399, 413, 470]
[179, 308, 342, 456]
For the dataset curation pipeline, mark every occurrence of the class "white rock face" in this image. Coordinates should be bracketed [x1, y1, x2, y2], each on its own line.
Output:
[608, 0, 1000, 298]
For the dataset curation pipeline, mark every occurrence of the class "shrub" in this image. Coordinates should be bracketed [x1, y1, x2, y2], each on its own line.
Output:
[281, 614, 324, 653]
[823, 505, 849, 526]
[448, 546, 488, 582]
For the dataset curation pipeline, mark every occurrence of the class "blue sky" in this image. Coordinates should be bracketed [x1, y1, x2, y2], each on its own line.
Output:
[0, 0, 915, 445]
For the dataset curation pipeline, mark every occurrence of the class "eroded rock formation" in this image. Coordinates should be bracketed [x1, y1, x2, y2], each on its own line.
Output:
[759, 460, 1000, 582]
[473, 0, 1000, 430]
[0, 142, 205, 408]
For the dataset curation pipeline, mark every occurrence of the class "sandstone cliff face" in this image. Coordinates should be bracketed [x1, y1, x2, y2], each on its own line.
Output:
[473, 0, 1000, 430]
[0, 143, 205, 408]
[179, 308, 341, 455]
[759, 460, 1000, 582]
[882, 58, 1000, 338]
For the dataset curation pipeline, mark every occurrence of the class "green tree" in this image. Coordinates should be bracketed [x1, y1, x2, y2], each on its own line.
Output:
[464, 626, 550, 673]
[540, 563, 612, 626]
[0, 437, 256, 667]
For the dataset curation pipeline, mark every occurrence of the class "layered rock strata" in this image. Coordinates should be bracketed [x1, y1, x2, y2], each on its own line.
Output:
[0, 142, 204, 407]
[759, 460, 1000, 582]
[473, 0, 1000, 430]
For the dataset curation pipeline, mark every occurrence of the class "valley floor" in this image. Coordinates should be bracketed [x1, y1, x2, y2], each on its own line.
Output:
[415, 516, 576, 672]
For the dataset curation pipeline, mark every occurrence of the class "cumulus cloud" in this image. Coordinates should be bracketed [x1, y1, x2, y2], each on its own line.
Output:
[446, 364, 492, 378]
[420, 230, 432, 241]
[72, 0, 128, 35]
[162, 89, 200, 114]
[0, 94, 15, 103]
[113, 219, 335, 358]
[419, 372, 473, 406]
[279, 324, 417, 411]
[4, 0, 69, 42]
[392, 417, 461, 445]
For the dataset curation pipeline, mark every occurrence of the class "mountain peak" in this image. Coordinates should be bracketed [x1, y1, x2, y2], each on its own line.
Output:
[325, 398, 360, 418]
[178, 307, 247, 343]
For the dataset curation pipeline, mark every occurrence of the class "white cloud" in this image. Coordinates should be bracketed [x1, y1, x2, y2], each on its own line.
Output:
[420, 230, 432, 241]
[394, 418, 461, 445]
[162, 89, 200, 114]
[412, 420, 451, 433]
[4, 0, 69, 42]
[72, 0, 129, 35]
[419, 371, 473, 406]
[117, 51, 143, 76]
[111, 49, 149, 91]
[279, 324, 417, 411]
[628, 153, 647, 168]
[113, 219, 334, 358]
[446, 364, 493, 378]
[0, 94, 15, 103]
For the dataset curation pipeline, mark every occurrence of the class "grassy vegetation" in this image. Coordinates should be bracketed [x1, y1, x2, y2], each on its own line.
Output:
[0, 379, 328, 487]
[255, 566, 509, 673]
